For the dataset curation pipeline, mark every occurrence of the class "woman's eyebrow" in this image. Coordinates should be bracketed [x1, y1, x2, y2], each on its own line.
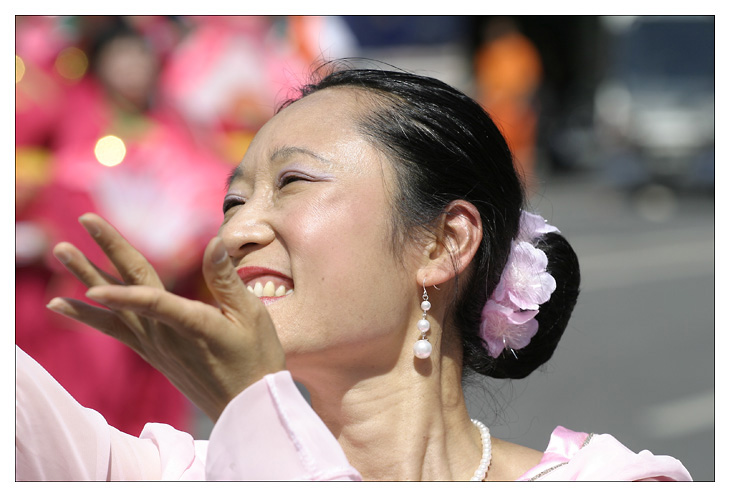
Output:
[270, 145, 332, 166]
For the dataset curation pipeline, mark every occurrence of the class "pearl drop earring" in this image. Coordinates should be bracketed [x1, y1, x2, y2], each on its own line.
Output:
[413, 280, 433, 359]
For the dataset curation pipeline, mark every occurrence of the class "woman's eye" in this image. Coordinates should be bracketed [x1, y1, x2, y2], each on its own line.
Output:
[279, 173, 310, 188]
[222, 196, 244, 213]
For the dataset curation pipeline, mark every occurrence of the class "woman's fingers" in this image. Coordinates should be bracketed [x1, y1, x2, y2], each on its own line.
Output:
[85, 285, 218, 337]
[53, 242, 122, 287]
[78, 213, 164, 289]
[46, 297, 143, 353]
[201, 237, 258, 323]
[52, 241, 150, 334]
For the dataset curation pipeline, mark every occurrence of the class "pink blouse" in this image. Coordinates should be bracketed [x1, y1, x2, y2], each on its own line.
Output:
[515, 426, 691, 481]
[15, 346, 691, 481]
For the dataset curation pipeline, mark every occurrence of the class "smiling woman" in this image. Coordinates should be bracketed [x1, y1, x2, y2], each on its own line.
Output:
[15, 63, 692, 481]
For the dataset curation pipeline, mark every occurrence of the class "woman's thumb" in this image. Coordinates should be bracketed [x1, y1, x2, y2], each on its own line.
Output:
[203, 237, 254, 318]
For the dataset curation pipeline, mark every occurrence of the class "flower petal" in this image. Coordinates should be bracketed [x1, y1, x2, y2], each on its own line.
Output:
[519, 211, 559, 241]
[479, 301, 512, 357]
[505, 318, 539, 350]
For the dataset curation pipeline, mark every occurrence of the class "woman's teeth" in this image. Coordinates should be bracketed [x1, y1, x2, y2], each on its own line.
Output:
[246, 281, 293, 297]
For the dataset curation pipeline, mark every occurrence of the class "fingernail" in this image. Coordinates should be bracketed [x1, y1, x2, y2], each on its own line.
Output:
[85, 288, 108, 303]
[46, 298, 69, 313]
[79, 216, 100, 237]
[211, 237, 228, 265]
[54, 249, 71, 264]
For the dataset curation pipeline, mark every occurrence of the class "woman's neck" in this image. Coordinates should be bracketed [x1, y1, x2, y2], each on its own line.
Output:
[298, 349, 484, 481]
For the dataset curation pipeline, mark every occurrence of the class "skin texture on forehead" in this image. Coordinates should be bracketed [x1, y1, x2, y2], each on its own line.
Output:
[239, 88, 382, 178]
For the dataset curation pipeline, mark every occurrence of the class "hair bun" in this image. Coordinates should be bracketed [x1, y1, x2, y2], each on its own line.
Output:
[484, 232, 581, 379]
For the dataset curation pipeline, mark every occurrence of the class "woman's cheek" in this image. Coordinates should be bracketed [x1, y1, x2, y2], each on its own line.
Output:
[284, 190, 389, 306]
[297, 188, 387, 262]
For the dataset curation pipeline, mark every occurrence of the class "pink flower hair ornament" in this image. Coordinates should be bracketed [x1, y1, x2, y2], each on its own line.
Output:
[479, 211, 559, 359]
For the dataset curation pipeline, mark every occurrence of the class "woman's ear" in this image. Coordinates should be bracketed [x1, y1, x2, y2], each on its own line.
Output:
[417, 200, 482, 287]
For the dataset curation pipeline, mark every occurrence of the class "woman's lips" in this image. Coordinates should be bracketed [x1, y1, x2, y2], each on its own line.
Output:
[259, 295, 287, 306]
[236, 266, 294, 299]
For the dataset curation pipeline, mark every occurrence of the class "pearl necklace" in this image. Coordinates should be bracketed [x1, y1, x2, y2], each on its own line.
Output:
[470, 419, 492, 481]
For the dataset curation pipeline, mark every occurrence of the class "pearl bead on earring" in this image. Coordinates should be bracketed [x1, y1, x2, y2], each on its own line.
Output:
[413, 283, 433, 359]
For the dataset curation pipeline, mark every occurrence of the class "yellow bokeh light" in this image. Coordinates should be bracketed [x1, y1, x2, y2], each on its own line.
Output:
[94, 135, 126, 167]
[16, 55, 26, 84]
[55, 47, 88, 81]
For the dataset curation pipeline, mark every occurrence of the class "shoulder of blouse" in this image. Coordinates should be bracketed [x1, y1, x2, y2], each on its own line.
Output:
[515, 426, 692, 481]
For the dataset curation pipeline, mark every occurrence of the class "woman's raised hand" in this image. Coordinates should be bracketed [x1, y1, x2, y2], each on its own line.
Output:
[47, 213, 286, 421]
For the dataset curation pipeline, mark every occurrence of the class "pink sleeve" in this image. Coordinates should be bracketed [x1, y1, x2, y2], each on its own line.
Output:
[205, 370, 361, 481]
[15, 346, 205, 481]
[16, 346, 359, 480]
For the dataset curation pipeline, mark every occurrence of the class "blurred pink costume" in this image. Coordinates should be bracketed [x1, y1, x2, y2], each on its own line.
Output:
[15, 347, 691, 481]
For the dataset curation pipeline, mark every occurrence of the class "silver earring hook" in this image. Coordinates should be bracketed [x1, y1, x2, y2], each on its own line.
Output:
[422, 277, 439, 294]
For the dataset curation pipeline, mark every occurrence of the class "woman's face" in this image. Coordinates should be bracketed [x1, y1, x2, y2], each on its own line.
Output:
[219, 88, 419, 377]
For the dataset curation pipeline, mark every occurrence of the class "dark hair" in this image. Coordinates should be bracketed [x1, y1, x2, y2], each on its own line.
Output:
[281, 62, 580, 380]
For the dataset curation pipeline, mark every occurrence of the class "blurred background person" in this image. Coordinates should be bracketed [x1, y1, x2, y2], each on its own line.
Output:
[474, 17, 543, 193]
[16, 15, 223, 435]
[159, 15, 358, 166]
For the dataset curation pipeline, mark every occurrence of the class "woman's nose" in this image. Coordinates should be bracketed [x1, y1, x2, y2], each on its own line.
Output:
[218, 204, 276, 260]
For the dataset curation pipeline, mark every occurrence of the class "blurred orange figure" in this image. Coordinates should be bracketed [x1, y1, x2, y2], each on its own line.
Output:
[474, 18, 542, 193]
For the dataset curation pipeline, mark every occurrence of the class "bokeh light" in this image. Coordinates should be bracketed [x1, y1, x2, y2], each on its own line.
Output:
[16, 55, 26, 83]
[55, 46, 89, 81]
[94, 135, 126, 167]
